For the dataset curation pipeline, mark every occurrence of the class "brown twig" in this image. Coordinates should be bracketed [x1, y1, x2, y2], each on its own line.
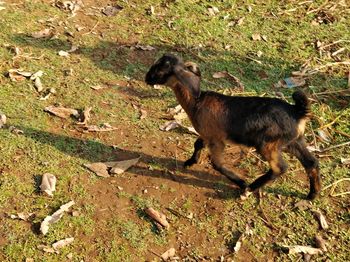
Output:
[320, 141, 350, 152]
[333, 129, 350, 139]
[82, 21, 99, 36]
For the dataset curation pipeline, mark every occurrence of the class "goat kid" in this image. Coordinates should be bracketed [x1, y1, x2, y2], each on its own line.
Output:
[145, 54, 321, 200]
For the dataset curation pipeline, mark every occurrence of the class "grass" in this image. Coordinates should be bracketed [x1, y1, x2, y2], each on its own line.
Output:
[0, 0, 349, 261]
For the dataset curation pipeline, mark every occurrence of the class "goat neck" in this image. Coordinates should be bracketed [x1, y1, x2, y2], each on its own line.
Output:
[166, 75, 197, 118]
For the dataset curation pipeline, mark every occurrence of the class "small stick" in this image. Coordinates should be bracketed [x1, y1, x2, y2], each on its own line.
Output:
[313, 89, 350, 95]
[258, 194, 277, 230]
[148, 249, 162, 259]
[166, 207, 188, 219]
[332, 191, 350, 197]
[333, 129, 350, 139]
[309, 61, 350, 74]
[82, 21, 99, 36]
[323, 178, 350, 191]
[320, 141, 350, 152]
[319, 111, 347, 129]
[245, 56, 263, 64]
[319, 40, 350, 50]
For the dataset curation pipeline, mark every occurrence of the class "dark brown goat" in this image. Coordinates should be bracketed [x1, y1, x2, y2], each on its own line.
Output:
[145, 54, 321, 200]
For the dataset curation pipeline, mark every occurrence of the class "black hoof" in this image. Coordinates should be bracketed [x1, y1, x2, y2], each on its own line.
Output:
[236, 179, 248, 190]
[184, 159, 195, 168]
[307, 192, 318, 200]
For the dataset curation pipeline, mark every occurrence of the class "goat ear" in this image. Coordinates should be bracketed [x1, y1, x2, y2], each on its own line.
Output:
[184, 62, 201, 77]
[173, 65, 201, 98]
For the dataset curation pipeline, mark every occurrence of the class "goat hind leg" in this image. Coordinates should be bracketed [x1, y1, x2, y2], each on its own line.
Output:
[247, 144, 287, 194]
[209, 141, 247, 189]
[184, 137, 205, 168]
[286, 138, 321, 200]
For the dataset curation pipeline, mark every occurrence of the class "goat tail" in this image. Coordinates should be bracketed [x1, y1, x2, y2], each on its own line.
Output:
[292, 90, 310, 117]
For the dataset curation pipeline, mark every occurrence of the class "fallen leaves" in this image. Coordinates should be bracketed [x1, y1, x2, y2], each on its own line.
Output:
[0, 111, 6, 128]
[44, 105, 79, 119]
[145, 207, 170, 229]
[58, 50, 70, 57]
[31, 28, 52, 39]
[84, 162, 110, 178]
[40, 200, 75, 235]
[281, 245, 323, 255]
[52, 237, 74, 250]
[85, 123, 118, 132]
[132, 44, 156, 51]
[313, 210, 329, 230]
[9, 212, 34, 221]
[160, 247, 176, 260]
[102, 4, 123, 16]
[212, 71, 244, 91]
[38, 237, 74, 254]
[7, 69, 32, 82]
[208, 6, 219, 16]
[84, 157, 140, 177]
[54, 0, 83, 17]
[40, 173, 57, 197]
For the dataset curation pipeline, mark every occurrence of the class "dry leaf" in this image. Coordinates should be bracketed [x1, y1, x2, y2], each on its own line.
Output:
[212, 71, 229, 79]
[313, 210, 329, 230]
[252, 33, 261, 41]
[40, 201, 75, 235]
[108, 157, 140, 175]
[315, 235, 327, 251]
[0, 112, 6, 128]
[167, 104, 183, 115]
[90, 85, 107, 90]
[294, 200, 312, 211]
[86, 123, 117, 132]
[52, 237, 74, 250]
[182, 125, 199, 135]
[102, 5, 123, 16]
[8, 126, 24, 134]
[7, 69, 32, 82]
[340, 158, 350, 165]
[282, 245, 323, 255]
[134, 44, 155, 51]
[145, 207, 170, 229]
[9, 212, 34, 221]
[34, 77, 44, 92]
[31, 29, 52, 38]
[140, 109, 147, 120]
[161, 248, 176, 261]
[84, 162, 110, 177]
[236, 17, 245, 26]
[67, 45, 78, 53]
[160, 121, 180, 131]
[208, 6, 219, 16]
[77, 106, 92, 125]
[318, 129, 331, 142]
[40, 173, 56, 196]
[38, 245, 57, 254]
[173, 111, 187, 121]
[44, 106, 79, 119]
[212, 71, 244, 90]
[58, 50, 69, 57]
[30, 70, 44, 81]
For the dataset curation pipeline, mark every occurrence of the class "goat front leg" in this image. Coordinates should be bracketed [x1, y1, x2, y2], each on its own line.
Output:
[184, 137, 205, 168]
[209, 141, 247, 189]
[243, 143, 287, 199]
[286, 138, 321, 200]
